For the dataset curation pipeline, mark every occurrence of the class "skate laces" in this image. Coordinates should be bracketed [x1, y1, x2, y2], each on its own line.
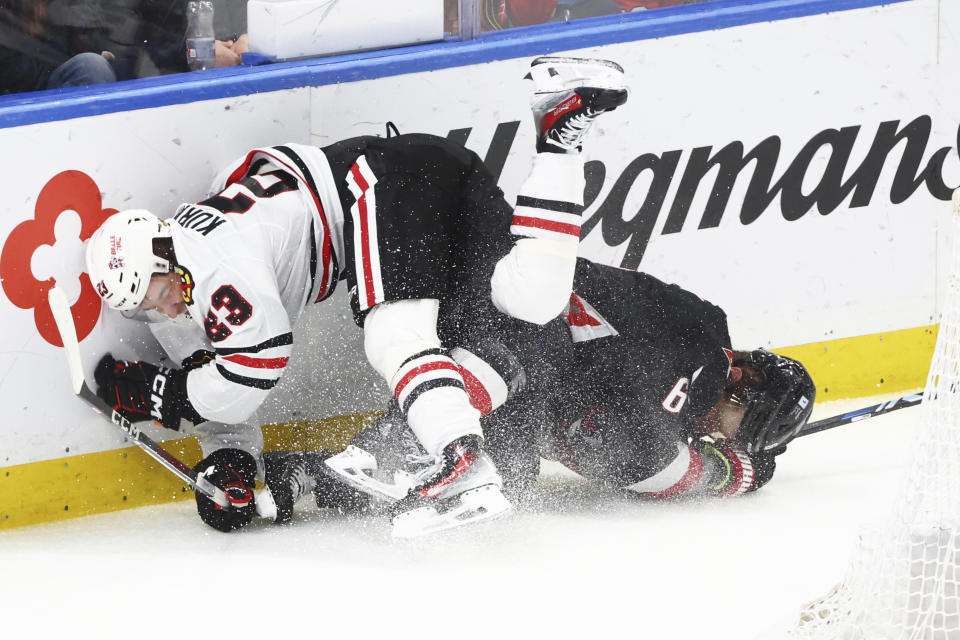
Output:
[399, 426, 432, 466]
[287, 457, 316, 501]
[552, 107, 599, 148]
[405, 451, 435, 468]
[405, 437, 437, 485]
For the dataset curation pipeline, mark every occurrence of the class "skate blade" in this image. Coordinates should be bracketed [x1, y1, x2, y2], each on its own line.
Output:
[324, 445, 413, 503]
[391, 484, 512, 538]
[526, 56, 626, 94]
[254, 486, 278, 522]
[530, 56, 625, 73]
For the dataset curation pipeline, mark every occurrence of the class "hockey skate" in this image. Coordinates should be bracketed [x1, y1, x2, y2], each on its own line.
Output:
[264, 450, 372, 523]
[322, 445, 418, 503]
[264, 451, 318, 523]
[390, 434, 512, 538]
[526, 56, 629, 153]
[322, 403, 424, 504]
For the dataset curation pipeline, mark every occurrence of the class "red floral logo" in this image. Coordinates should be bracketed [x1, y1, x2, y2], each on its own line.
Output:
[0, 171, 116, 347]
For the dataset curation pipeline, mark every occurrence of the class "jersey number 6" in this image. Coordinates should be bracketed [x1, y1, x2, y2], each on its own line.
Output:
[662, 377, 690, 414]
[204, 285, 253, 342]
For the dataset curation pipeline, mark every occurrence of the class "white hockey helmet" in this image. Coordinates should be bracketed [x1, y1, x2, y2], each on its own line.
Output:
[85, 210, 173, 311]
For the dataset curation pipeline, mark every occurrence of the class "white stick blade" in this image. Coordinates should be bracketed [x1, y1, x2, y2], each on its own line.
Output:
[47, 287, 85, 395]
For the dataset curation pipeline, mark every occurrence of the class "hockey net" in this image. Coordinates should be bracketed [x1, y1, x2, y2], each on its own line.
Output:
[789, 193, 960, 639]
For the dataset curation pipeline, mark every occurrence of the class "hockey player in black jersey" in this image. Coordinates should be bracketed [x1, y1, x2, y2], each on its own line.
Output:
[82, 57, 629, 535]
[342, 257, 816, 504]
[528, 258, 816, 499]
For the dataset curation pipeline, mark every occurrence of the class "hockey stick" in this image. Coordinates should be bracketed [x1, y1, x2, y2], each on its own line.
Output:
[796, 393, 923, 439]
[47, 287, 277, 519]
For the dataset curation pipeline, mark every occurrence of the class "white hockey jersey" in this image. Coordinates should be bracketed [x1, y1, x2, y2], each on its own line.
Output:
[167, 137, 583, 427]
[172, 144, 346, 424]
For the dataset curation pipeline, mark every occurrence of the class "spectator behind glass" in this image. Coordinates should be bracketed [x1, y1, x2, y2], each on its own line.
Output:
[616, 0, 698, 9]
[475, 0, 704, 30]
[444, 0, 558, 33]
[123, 0, 246, 76]
[210, 0, 246, 67]
[555, 0, 700, 21]
[0, 0, 116, 94]
[498, 0, 555, 27]
[477, 0, 557, 30]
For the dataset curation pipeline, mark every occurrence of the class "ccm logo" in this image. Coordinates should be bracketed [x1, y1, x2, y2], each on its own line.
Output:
[150, 372, 169, 421]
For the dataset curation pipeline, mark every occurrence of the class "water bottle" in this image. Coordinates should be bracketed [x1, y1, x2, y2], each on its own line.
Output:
[186, 0, 215, 71]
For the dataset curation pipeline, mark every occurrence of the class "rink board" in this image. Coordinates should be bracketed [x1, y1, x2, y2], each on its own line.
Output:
[0, 0, 955, 528]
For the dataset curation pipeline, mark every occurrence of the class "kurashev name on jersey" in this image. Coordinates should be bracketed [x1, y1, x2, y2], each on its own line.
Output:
[172, 204, 228, 236]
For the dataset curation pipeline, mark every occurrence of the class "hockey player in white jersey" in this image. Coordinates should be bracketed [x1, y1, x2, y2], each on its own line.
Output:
[84, 57, 629, 536]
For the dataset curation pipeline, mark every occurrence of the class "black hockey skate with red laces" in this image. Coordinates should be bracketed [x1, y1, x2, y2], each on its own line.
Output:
[390, 434, 511, 538]
[526, 56, 629, 153]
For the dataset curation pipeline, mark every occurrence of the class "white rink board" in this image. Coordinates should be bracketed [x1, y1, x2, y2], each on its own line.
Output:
[312, 0, 957, 349]
[0, 90, 319, 467]
[0, 0, 955, 467]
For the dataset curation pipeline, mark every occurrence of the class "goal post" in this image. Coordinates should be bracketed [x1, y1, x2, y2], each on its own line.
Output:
[788, 191, 960, 639]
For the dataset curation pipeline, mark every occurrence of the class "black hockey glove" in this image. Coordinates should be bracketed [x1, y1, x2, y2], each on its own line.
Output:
[750, 444, 785, 491]
[192, 448, 258, 532]
[180, 349, 215, 372]
[94, 354, 204, 431]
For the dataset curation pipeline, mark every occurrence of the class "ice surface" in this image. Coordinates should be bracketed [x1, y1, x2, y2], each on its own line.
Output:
[0, 395, 914, 639]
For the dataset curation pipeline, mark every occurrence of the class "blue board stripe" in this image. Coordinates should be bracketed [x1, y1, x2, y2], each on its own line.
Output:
[0, 0, 911, 130]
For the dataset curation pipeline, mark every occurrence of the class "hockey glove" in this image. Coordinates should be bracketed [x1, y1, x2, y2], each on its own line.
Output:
[180, 349, 215, 372]
[192, 448, 258, 532]
[94, 354, 204, 431]
[750, 445, 785, 491]
[696, 439, 763, 496]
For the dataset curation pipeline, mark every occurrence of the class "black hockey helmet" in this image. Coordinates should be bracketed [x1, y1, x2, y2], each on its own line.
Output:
[731, 349, 816, 454]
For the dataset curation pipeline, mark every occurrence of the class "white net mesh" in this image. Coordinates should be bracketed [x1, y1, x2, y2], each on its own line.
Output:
[789, 193, 960, 640]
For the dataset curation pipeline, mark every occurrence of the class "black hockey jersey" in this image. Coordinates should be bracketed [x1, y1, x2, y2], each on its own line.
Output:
[547, 258, 733, 488]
